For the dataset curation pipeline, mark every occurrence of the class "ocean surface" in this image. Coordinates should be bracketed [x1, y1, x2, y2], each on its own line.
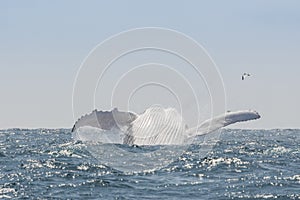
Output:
[0, 129, 299, 199]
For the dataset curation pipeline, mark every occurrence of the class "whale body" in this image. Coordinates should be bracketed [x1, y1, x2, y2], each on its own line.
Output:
[72, 107, 260, 145]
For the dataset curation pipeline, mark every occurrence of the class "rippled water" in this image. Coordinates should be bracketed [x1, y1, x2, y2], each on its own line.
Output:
[0, 129, 299, 199]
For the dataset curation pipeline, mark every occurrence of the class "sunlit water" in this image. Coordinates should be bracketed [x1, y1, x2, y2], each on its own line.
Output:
[0, 129, 299, 199]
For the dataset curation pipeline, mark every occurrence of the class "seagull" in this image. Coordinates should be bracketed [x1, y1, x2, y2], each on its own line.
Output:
[242, 73, 250, 80]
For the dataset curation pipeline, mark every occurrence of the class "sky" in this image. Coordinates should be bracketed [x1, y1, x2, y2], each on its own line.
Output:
[0, 0, 300, 129]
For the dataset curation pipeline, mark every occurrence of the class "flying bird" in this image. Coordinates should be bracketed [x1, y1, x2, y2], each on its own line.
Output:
[242, 73, 251, 80]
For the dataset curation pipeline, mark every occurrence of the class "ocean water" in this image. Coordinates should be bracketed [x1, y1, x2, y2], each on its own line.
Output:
[0, 129, 299, 199]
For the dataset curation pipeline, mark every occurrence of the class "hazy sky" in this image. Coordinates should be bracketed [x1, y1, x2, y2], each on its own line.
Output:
[1, 0, 299, 129]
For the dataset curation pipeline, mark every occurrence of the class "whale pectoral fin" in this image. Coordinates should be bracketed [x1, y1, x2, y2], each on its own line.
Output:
[72, 110, 99, 132]
[72, 109, 137, 132]
[187, 110, 260, 137]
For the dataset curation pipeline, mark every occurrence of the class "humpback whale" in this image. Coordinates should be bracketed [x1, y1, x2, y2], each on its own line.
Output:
[72, 107, 260, 145]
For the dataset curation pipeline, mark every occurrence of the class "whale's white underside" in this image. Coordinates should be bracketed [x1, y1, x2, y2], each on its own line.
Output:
[72, 107, 260, 145]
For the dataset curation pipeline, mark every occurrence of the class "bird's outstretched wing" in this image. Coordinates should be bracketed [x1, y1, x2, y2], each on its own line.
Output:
[72, 108, 137, 132]
[187, 110, 260, 137]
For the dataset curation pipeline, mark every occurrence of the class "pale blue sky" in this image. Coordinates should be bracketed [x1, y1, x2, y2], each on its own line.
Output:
[0, 0, 299, 129]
